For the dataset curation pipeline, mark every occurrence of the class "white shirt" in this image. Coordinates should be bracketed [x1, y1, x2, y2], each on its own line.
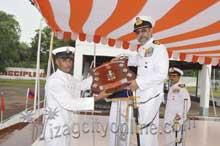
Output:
[164, 82, 191, 124]
[128, 38, 169, 102]
[43, 69, 94, 140]
[45, 69, 94, 112]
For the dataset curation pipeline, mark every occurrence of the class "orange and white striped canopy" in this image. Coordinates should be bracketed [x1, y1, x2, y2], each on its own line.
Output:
[33, 0, 220, 65]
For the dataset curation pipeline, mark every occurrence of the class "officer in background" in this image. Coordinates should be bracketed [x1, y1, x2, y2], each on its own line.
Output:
[42, 46, 109, 146]
[164, 67, 191, 146]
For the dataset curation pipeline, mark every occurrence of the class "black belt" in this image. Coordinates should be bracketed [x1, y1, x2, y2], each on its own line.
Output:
[138, 93, 161, 129]
[140, 111, 159, 130]
[138, 93, 161, 105]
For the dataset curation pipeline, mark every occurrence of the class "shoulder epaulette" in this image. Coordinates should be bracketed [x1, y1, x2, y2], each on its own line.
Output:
[178, 84, 185, 88]
[153, 40, 160, 45]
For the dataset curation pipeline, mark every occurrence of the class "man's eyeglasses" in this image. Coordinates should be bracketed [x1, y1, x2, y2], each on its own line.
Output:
[135, 27, 151, 35]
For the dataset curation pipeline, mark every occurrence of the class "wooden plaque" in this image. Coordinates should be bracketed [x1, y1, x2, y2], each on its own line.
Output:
[90, 57, 136, 94]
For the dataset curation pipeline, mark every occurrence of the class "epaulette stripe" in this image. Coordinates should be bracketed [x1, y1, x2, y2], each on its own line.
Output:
[178, 84, 185, 88]
[153, 40, 160, 45]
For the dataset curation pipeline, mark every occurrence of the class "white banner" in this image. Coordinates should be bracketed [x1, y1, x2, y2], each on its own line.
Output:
[0, 67, 46, 80]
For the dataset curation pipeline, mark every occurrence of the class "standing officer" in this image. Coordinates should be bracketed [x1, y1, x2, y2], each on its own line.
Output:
[42, 46, 109, 146]
[164, 67, 191, 146]
[111, 16, 169, 146]
[128, 15, 169, 146]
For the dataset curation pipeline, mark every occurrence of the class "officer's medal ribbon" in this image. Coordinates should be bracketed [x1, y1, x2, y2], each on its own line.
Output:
[173, 88, 180, 93]
[144, 47, 154, 57]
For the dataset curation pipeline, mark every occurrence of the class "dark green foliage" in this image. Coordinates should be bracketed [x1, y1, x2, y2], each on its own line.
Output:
[0, 10, 75, 72]
[0, 11, 20, 71]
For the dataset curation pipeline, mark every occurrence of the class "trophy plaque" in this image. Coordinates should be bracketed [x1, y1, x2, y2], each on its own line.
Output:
[90, 57, 136, 94]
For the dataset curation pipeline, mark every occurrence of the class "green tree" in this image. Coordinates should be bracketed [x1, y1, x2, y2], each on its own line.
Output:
[0, 11, 75, 72]
[0, 11, 21, 71]
[15, 42, 35, 68]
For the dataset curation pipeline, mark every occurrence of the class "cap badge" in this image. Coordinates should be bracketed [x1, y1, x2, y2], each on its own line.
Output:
[170, 68, 175, 72]
[136, 17, 143, 26]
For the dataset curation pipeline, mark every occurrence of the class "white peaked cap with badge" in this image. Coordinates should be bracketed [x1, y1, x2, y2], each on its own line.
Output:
[169, 67, 184, 76]
[133, 15, 155, 31]
[52, 46, 76, 55]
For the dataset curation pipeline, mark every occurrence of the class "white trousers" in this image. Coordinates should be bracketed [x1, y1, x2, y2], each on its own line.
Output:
[109, 95, 162, 146]
[138, 96, 162, 146]
[138, 109, 159, 146]
[109, 101, 128, 146]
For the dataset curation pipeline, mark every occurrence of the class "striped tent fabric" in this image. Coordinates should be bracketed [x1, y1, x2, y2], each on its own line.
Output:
[32, 0, 220, 65]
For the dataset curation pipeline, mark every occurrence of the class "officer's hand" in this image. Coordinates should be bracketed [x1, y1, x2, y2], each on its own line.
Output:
[95, 90, 112, 101]
[128, 80, 139, 91]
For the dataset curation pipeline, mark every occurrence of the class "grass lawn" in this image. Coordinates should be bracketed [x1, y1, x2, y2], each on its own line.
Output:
[0, 79, 46, 119]
[0, 79, 46, 87]
[187, 86, 220, 98]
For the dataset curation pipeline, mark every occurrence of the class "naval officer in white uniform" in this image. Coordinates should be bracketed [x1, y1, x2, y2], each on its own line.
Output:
[110, 16, 169, 146]
[42, 46, 109, 146]
[164, 67, 191, 146]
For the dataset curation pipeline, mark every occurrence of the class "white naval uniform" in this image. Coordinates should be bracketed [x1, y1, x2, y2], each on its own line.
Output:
[109, 100, 128, 146]
[164, 82, 191, 146]
[109, 38, 169, 146]
[42, 69, 94, 146]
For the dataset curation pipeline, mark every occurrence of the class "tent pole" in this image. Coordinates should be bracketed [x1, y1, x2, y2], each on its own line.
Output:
[38, 71, 40, 111]
[46, 31, 54, 78]
[93, 43, 97, 68]
[34, 18, 43, 112]
[92, 42, 97, 146]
